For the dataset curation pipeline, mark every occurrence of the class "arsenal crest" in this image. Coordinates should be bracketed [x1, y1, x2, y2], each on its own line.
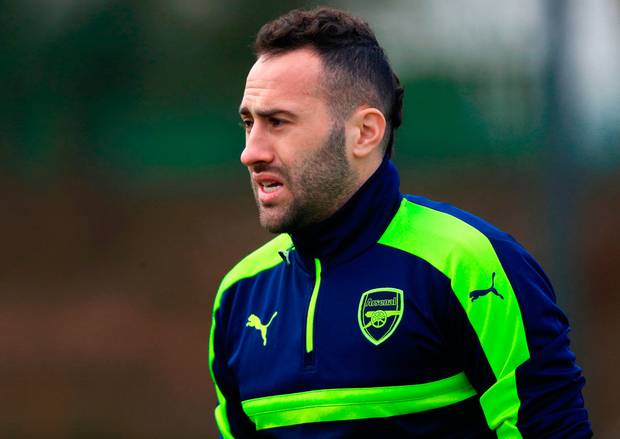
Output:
[357, 288, 404, 346]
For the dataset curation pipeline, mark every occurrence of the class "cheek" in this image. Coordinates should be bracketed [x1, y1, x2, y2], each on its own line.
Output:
[275, 135, 309, 168]
[278, 120, 333, 172]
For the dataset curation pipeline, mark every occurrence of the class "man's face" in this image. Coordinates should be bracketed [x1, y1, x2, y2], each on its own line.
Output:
[239, 48, 358, 233]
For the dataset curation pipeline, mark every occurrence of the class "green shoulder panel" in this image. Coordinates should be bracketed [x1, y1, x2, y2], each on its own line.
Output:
[378, 198, 530, 438]
[216, 233, 293, 301]
[209, 233, 292, 438]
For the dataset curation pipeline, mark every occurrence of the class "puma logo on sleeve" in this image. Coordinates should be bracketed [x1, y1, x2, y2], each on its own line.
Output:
[469, 272, 504, 302]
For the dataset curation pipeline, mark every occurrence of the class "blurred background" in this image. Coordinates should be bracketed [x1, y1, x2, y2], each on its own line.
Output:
[1, 0, 618, 437]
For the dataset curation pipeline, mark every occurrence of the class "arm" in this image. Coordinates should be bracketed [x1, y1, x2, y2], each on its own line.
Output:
[209, 285, 257, 438]
[376, 197, 591, 436]
[445, 238, 592, 438]
[209, 235, 293, 437]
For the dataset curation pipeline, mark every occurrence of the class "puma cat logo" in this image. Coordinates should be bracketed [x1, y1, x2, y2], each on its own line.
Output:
[246, 311, 278, 346]
[469, 272, 504, 302]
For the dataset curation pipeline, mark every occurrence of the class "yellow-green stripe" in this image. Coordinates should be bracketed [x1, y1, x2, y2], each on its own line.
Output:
[305, 258, 322, 353]
[209, 234, 293, 437]
[378, 199, 530, 438]
[242, 372, 476, 430]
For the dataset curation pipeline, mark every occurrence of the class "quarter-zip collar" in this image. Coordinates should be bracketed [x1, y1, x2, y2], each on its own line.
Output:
[290, 157, 402, 271]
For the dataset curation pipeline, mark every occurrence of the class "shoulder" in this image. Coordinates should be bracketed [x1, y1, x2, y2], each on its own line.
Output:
[216, 233, 293, 299]
[379, 195, 527, 293]
[381, 195, 515, 260]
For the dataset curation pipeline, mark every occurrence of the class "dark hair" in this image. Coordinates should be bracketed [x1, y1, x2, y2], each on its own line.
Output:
[254, 7, 403, 157]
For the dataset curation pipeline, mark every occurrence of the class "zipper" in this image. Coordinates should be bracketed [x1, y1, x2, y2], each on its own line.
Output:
[305, 258, 322, 356]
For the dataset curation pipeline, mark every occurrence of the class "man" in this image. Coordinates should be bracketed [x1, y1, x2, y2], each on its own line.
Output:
[210, 7, 591, 438]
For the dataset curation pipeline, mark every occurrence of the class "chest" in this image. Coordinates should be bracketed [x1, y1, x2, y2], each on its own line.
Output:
[227, 248, 459, 401]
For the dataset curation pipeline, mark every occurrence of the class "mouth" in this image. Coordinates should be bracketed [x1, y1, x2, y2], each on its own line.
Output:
[259, 180, 283, 193]
[253, 173, 286, 204]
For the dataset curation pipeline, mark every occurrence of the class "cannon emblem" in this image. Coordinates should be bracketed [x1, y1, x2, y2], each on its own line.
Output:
[357, 288, 404, 346]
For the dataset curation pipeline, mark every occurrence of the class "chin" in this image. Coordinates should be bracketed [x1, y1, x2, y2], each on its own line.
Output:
[262, 221, 291, 234]
[259, 210, 289, 234]
[258, 203, 313, 234]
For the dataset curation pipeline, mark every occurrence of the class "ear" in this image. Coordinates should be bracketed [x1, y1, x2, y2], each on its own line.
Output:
[347, 107, 386, 159]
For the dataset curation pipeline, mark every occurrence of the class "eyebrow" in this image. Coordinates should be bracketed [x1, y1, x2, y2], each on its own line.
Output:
[238, 106, 297, 120]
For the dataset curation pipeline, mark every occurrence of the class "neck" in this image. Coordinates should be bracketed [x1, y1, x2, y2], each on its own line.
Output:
[311, 157, 383, 226]
[290, 156, 402, 269]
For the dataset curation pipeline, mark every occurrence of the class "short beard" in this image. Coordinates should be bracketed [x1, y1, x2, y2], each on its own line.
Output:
[261, 122, 356, 234]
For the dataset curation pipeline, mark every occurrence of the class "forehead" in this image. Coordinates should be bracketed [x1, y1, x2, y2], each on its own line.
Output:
[242, 48, 326, 111]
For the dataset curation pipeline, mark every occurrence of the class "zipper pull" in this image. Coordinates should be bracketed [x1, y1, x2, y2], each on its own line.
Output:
[278, 249, 291, 265]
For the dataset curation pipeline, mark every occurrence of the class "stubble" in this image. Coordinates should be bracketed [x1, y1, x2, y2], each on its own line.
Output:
[256, 123, 357, 233]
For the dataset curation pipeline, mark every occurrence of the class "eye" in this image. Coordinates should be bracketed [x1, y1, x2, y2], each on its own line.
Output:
[269, 117, 284, 127]
[239, 119, 253, 131]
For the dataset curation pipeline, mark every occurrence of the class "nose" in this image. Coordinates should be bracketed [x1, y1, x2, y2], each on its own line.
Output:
[240, 123, 275, 167]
